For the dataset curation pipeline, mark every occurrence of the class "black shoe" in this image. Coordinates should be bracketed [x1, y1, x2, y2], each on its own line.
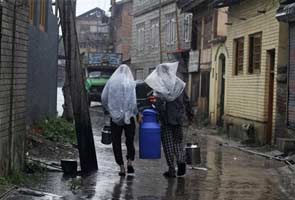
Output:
[177, 163, 186, 177]
[127, 165, 135, 174]
[163, 171, 176, 178]
[119, 171, 126, 176]
[119, 165, 126, 176]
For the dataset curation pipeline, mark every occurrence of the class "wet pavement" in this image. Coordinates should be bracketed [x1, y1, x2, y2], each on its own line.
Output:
[6, 106, 294, 200]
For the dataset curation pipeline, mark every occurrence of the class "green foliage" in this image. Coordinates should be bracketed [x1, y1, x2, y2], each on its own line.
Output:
[0, 177, 8, 185]
[69, 177, 82, 192]
[25, 161, 47, 174]
[36, 118, 76, 144]
[0, 171, 28, 186]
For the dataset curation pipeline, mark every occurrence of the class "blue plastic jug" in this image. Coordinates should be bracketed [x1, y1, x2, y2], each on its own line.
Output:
[139, 109, 161, 159]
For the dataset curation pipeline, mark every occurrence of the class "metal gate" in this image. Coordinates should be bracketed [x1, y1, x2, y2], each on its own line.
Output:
[288, 22, 295, 129]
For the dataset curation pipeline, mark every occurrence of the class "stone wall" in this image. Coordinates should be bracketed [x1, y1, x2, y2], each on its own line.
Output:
[0, 0, 28, 175]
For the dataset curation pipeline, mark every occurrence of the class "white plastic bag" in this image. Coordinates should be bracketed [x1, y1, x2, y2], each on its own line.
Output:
[144, 62, 186, 102]
[101, 65, 137, 125]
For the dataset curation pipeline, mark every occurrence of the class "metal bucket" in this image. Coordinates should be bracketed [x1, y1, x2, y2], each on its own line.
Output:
[101, 125, 112, 145]
[61, 159, 77, 175]
[185, 143, 201, 165]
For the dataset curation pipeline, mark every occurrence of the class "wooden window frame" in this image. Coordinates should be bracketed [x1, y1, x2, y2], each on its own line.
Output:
[248, 32, 262, 74]
[136, 23, 145, 52]
[150, 18, 159, 48]
[165, 13, 176, 46]
[39, 0, 47, 32]
[184, 14, 192, 43]
[234, 37, 244, 75]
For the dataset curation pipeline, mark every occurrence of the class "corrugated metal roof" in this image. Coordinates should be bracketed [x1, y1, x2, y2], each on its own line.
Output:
[276, 3, 295, 22]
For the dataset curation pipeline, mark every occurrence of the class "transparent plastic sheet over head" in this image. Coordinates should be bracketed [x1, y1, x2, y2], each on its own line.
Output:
[144, 62, 186, 102]
[101, 65, 137, 125]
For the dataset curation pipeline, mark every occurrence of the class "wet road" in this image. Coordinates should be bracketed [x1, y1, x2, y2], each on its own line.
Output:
[8, 106, 291, 200]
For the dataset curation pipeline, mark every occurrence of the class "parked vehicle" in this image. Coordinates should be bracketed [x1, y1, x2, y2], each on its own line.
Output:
[85, 68, 115, 105]
[84, 52, 122, 106]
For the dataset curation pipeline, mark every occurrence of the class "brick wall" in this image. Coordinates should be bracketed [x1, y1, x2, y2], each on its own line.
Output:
[0, 0, 28, 175]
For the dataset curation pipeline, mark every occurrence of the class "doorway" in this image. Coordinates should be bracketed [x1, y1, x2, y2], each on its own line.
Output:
[217, 54, 226, 127]
[266, 49, 275, 144]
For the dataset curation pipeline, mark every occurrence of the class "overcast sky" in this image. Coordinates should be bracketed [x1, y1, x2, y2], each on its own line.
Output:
[76, 0, 111, 16]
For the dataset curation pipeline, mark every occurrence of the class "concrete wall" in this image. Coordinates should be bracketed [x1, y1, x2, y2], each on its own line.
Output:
[131, 0, 191, 79]
[0, 0, 29, 175]
[27, 0, 58, 125]
[224, 0, 288, 144]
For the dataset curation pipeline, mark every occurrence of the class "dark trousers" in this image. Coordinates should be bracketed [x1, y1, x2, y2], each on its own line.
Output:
[111, 118, 136, 166]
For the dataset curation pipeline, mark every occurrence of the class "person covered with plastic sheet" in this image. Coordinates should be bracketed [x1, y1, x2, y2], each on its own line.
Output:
[101, 64, 138, 176]
[145, 62, 194, 178]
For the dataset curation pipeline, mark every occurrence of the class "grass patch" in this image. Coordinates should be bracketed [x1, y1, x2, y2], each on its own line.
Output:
[0, 162, 46, 187]
[35, 117, 76, 144]
[0, 171, 28, 186]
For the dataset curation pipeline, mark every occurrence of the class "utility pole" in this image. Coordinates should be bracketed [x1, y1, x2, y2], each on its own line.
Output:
[57, 0, 98, 173]
[159, 0, 163, 63]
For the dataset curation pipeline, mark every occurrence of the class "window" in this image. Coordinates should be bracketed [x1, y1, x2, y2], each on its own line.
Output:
[136, 23, 145, 52]
[29, 0, 35, 24]
[249, 32, 262, 74]
[135, 69, 144, 80]
[184, 14, 192, 43]
[39, 0, 47, 32]
[165, 13, 176, 46]
[234, 37, 244, 75]
[203, 15, 213, 49]
[80, 24, 90, 33]
[150, 18, 159, 48]
[90, 25, 97, 33]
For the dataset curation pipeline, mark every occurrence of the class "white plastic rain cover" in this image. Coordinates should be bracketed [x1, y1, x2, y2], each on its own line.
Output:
[101, 65, 137, 125]
[145, 62, 186, 102]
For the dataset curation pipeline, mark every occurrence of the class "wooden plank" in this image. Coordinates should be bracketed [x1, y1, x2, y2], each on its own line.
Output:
[57, 0, 98, 173]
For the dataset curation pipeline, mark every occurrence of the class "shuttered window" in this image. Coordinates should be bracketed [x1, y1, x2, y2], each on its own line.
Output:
[249, 32, 262, 74]
[234, 37, 244, 75]
[150, 18, 159, 48]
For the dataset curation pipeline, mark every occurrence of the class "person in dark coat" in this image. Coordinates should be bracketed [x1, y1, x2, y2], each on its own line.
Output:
[153, 91, 193, 177]
[145, 62, 194, 178]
